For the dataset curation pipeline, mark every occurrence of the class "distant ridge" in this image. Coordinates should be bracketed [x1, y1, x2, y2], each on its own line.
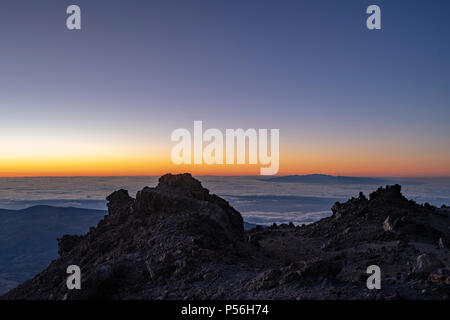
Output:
[0, 205, 106, 295]
[265, 174, 390, 184]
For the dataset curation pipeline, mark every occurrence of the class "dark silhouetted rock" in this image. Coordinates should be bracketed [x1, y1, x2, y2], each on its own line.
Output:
[2, 181, 448, 300]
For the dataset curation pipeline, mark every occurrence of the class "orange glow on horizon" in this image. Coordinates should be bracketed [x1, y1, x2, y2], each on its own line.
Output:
[1, 152, 449, 178]
[2, 124, 450, 178]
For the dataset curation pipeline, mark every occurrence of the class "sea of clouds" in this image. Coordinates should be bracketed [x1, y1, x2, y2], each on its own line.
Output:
[1, 176, 450, 225]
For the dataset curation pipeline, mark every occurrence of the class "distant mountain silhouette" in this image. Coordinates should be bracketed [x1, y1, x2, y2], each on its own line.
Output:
[0, 205, 106, 295]
[265, 174, 390, 184]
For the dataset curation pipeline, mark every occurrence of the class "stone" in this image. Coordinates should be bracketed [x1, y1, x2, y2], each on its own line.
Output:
[383, 216, 393, 232]
[438, 237, 445, 249]
[412, 253, 443, 274]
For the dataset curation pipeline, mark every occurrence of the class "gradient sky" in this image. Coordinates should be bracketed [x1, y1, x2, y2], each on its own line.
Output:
[0, 0, 449, 177]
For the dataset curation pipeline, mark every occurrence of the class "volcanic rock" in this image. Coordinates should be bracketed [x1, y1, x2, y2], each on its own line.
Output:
[2, 177, 449, 300]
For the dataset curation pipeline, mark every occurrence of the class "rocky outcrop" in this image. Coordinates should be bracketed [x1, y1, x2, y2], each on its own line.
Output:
[1, 177, 449, 300]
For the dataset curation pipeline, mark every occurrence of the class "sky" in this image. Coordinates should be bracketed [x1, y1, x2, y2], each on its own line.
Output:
[0, 0, 449, 177]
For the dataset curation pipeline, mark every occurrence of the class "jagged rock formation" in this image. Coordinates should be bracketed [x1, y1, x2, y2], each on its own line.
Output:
[1, 176, 449, 300]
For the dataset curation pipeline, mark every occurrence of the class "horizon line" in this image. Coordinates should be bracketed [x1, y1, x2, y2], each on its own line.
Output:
[1, 173, 450, 179]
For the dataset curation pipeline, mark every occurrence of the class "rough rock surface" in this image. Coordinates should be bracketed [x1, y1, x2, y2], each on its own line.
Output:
[1, 176, 449, 300]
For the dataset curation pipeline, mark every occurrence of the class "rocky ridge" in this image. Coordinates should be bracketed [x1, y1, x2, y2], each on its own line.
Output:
[2, 174, 449, 300]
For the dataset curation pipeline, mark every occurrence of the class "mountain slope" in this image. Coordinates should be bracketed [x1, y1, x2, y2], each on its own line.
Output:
[0, 206, 106, 294]
[2, 174, 449, 300]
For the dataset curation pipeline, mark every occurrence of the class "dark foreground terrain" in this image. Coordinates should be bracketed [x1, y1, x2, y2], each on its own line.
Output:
[2, 174, 449, 300]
